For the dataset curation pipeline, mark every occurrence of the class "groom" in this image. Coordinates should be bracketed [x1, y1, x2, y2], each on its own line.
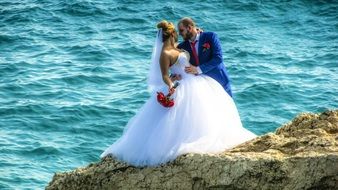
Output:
[176, 17, 232, 97]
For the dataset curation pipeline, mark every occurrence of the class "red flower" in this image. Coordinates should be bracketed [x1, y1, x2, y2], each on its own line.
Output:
[156, 82, 180, 108]
[157, 92, 175, 108]
[202, 42, 211, 52]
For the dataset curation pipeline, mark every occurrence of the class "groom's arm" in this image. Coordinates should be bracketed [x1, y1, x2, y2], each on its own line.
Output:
[177, 42, 183, 49]
[198, 32, 223, 74]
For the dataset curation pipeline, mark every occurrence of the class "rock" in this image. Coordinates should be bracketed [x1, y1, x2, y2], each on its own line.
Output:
[46, 110, 338, 190]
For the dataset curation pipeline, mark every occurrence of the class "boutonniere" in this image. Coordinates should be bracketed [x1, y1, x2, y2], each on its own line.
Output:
[202, 42, 211, 52]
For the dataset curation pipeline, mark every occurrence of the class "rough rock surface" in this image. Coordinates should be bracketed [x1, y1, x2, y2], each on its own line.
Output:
[46, 110, 338, 190]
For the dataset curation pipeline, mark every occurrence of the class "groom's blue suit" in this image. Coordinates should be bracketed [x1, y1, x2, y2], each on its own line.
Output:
[178, 32, 232, 97]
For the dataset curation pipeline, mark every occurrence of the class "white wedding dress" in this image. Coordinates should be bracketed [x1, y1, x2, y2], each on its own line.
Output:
[100, 51, 256, 167]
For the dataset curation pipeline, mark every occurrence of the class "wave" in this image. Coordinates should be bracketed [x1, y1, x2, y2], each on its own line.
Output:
[23, 146, 62, 156]
[56, 1, 110, 17]
[1, 1, 337, 189]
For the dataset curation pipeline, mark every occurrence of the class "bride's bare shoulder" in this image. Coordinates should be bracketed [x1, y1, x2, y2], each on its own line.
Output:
[160, 49, 171, 59]
[159, 50, 173, 64]
[162, 49, 179, 58]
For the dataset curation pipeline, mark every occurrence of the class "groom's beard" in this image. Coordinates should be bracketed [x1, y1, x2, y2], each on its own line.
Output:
[184, 31, 193, 41]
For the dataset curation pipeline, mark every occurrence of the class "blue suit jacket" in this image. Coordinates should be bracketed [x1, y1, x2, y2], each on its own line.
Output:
[178, 32, 232, 97]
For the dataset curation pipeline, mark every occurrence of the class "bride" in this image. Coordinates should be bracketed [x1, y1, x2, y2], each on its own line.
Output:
[100, 21, 256, 167]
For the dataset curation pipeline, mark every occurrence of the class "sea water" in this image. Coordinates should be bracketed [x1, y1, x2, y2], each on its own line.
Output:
[0, 0, 337, 189]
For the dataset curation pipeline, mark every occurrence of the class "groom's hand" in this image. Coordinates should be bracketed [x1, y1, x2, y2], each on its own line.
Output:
[185, 66, 198, 75]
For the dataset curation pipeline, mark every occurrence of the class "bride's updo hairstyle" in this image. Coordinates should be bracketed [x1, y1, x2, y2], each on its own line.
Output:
[157, 20, 176, 42]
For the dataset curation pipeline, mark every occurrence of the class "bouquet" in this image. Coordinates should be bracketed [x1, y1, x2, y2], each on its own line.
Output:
[156, 82, 180, 108]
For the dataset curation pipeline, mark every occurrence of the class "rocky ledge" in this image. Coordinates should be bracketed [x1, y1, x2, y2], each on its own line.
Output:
[46, 110, 338, 190]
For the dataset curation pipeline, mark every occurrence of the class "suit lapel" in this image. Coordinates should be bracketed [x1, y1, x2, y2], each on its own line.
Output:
[185, 40, 192, 54]
[198, 32, 205, 61]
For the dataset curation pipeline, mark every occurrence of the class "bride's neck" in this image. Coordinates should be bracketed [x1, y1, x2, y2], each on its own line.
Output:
[163, 39, 175, 49]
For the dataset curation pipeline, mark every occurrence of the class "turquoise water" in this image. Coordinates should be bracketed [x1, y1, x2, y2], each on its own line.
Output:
[0, 0, 337, 189]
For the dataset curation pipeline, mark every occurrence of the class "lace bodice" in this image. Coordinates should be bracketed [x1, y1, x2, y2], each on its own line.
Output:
[170, 51, 194, 78]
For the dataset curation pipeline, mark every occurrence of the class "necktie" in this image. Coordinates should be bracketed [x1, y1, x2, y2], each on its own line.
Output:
[190, 40, 199, 65]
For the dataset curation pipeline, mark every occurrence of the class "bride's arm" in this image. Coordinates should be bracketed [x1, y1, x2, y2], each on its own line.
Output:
[159, 52, 175, 92]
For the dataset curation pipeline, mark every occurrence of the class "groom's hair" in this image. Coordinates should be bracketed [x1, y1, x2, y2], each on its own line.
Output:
[178, 17, 196, 28]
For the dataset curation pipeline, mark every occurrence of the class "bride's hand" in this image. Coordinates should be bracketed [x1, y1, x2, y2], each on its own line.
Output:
[196, 27, 203, 33]
[168, 84, 176, 95]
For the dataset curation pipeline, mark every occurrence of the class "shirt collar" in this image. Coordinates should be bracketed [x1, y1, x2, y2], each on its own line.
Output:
[189, 32, 200, 43]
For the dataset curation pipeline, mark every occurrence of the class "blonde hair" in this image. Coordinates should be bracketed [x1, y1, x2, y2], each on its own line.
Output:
[157, 20, 176, 42]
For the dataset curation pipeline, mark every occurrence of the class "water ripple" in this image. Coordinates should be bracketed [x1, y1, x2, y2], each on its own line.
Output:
[0, 0, 337, 189]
